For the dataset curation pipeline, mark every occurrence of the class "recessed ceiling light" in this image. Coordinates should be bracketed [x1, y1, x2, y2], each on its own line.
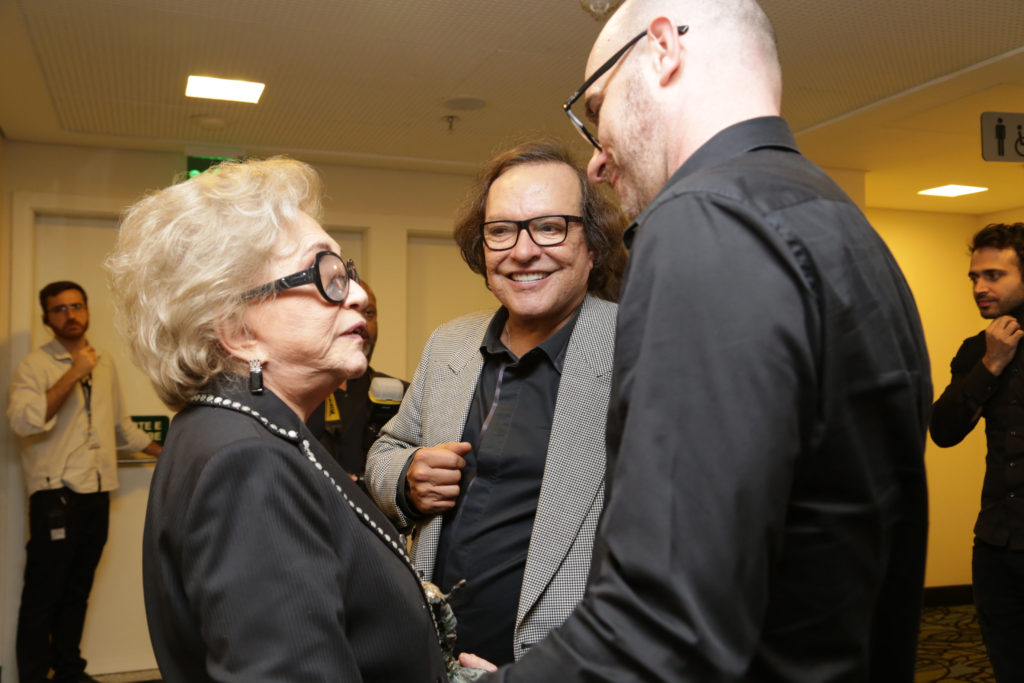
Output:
[186, 75, 264, 104]
[918, 184, 988, 197]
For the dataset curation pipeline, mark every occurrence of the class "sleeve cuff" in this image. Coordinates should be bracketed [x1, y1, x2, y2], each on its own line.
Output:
[959, 360, 1001, 405]
[395, 451, 428, 522]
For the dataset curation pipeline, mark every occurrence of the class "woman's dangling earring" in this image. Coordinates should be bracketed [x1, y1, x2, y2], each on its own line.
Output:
[249, 358, 264, 394]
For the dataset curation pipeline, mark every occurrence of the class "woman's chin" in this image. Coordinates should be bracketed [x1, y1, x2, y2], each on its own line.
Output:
[345, 355, 369, 379]
[326, 356, 368, 386]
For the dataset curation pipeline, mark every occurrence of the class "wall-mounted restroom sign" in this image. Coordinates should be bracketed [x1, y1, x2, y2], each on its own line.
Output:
[981, 112, 1024, 161]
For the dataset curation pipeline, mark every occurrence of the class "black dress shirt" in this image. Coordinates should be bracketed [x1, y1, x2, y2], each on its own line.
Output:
[489, 116, 931, 682]
[432, 305, 579, 665]
[931, 309, 1024, 548]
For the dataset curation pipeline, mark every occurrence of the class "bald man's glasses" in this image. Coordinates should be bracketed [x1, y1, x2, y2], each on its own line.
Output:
[563, 25, 688, 151]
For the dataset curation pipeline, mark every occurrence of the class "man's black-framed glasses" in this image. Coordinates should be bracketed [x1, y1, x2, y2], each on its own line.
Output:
[242, 250, 358, 304]
[563, 25, 689, 151]
[481, 214, 583, 251]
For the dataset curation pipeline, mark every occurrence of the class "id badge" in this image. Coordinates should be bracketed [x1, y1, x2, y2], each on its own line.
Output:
[47, 501, 67, 542]
[324, 394, 341, 424]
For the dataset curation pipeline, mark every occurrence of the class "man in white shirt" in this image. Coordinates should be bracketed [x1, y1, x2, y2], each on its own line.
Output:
[8, 281, 161, 683]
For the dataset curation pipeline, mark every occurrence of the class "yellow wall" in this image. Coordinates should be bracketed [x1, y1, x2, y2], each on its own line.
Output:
[868, 208, 993, 587]
[981, 208, 1024, 226]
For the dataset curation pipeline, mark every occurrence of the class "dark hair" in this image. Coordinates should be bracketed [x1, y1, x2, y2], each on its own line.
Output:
[39, 281, 87, 313]
[452, 137, 628, 302]
[971, 223, 1024, 270]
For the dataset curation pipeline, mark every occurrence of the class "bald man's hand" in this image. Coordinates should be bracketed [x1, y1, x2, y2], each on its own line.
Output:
[406, 441, 471, 515]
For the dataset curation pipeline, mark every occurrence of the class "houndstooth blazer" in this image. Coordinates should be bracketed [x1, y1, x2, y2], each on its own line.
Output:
[365, 293, 616, 660]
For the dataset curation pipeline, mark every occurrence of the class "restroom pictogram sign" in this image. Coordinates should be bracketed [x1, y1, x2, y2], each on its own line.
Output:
[981, 112, 1024, 161]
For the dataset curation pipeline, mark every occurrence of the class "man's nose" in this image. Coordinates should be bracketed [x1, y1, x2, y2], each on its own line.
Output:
[510, 226, 543, 259]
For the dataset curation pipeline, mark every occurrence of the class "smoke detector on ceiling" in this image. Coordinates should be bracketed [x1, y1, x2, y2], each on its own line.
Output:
[190, 114, 227, 130]
[580, 0, 624, 21]
[442, 97, 486, 111]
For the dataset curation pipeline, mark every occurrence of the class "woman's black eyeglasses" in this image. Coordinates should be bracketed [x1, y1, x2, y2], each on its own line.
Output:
[242, 251, 358, 304]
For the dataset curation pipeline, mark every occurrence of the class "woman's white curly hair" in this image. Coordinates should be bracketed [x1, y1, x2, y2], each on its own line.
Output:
[105, 157, 322, 410]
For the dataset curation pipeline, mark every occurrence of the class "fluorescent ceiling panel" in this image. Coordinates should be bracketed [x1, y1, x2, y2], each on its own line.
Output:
[917, 184, 988, 197]
[186, 75, 265, 104]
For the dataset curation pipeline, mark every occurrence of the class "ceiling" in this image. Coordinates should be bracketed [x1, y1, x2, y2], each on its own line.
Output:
[2, 0, 1023, 215]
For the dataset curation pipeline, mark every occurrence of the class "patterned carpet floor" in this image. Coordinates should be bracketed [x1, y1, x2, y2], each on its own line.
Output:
[88, 605, 992, 682]
[915, 604, 994, 682]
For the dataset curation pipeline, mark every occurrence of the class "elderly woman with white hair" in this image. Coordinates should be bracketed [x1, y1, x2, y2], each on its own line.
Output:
[105, 158, 452, 682]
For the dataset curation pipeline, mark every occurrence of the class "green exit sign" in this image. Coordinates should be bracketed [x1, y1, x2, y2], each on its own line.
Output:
[186, 155, 236, 179]
[131, 415, 170, 445]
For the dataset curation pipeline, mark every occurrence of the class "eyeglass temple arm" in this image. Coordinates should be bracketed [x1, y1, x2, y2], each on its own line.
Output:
[240, 270, 315, 301]
[563, 25, 688, 111]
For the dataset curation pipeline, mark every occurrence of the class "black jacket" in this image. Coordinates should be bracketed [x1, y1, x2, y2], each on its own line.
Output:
[143, 375, 445, 683]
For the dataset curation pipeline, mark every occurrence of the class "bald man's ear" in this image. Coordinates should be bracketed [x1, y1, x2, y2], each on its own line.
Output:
[647, 17, 683, 87]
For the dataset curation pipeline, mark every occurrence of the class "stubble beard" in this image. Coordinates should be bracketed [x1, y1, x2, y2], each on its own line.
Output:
[615, 75, 665, 220]
[56, 320, 88, 344]
[978, 299, 1000, 319]
[980, 285, 1024, 319]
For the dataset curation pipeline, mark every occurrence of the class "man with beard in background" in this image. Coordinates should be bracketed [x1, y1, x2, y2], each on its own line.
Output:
[8, 281, 161, 683]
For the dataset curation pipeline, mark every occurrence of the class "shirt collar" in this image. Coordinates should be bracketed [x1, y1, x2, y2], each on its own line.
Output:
[480, 301, 584, 373]
[623, 116, 799, 250]
[44, 337, 97, 361]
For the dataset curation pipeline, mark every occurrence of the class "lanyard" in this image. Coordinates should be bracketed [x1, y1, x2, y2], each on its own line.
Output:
[475, 361, 508, 451]
[448, 360, 509, 541]
[81, 374, 93, 426]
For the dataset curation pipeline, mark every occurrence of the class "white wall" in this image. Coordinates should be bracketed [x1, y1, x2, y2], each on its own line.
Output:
[0, 133, 18, 683]
[406, 235, 496, 374]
